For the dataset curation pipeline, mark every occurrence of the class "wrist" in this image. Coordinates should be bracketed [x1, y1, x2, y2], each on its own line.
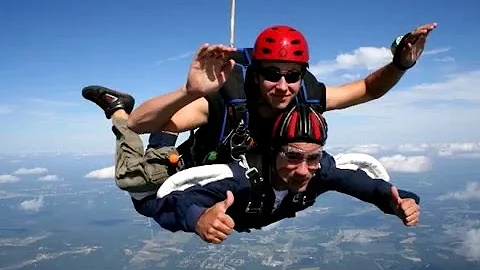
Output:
[388, 62, 407, 73]
[183, 83, 207, 100]
[391, 33, 416, 71]
[185, 204, 207, 232]
[175, 84, 204, 105]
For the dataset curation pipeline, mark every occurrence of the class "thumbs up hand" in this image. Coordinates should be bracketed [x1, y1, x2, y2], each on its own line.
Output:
[390, 186, 420, 227]
[195, 191, 236, 244]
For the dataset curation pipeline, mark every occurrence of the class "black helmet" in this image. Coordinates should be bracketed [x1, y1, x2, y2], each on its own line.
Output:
[271, 104, 328, 148]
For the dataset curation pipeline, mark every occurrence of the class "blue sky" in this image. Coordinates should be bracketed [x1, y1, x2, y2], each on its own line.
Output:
[1, 0, 479, 154]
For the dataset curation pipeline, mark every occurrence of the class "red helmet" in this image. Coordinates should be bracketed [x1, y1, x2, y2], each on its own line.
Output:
[271, 104, 327, 147]
[252, 25, 309, 64]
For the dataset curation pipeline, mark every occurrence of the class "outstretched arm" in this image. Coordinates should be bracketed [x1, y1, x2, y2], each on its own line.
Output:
[319, 152, 420, 221]
[325, 22, 437, 111]
[127, 87, 209, 134]
[325, 63, 405, 110]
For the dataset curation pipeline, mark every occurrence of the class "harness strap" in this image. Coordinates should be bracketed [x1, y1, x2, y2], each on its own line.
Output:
[239, 153, 268, 215]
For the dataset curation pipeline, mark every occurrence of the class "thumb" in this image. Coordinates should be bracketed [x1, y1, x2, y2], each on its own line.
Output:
[390, 186, 402, 206]
[219, 190, 234, 211]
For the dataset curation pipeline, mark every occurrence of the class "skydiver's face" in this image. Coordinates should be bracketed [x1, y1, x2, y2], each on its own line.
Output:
[255, 61, 304, 110]
[274, 142, 322, 193]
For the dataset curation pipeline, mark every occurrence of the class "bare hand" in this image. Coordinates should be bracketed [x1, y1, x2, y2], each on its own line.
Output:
[398, 22, 437, 67]
[195, 190, 235, 244]
[390, 186, 420, 227]
[185, 44, 236, 97]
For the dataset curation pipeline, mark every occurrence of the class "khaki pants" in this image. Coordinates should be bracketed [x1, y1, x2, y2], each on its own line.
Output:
[111, 117, 185, 193]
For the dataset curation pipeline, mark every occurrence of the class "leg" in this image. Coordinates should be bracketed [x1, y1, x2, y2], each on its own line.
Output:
[82, 85, 184, 217]
[82, 85, 181, 193]
[111, 113, 159, 193]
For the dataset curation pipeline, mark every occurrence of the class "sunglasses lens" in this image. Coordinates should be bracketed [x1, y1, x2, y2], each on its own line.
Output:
[260, 69, 282, 82]
[260, 68, 302, 83]
[284, 72, 302, 83]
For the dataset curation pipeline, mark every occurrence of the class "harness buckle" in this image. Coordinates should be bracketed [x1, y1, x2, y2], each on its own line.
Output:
[245, 167, 263, 185]
[229, 119, 251, 161]
[245, 201, 263, 214]
[292, 193, 316, 207]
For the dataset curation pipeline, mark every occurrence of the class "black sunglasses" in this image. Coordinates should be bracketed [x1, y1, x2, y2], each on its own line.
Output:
[257, 68, 304, 84]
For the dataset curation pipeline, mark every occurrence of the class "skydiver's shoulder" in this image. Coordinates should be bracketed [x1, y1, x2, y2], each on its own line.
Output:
[318, 151, 337, 174]
[184, 161, 253, 194]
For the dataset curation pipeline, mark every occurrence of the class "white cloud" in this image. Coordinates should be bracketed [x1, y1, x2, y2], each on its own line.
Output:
[462, 228, 480, 261]
[19, 196, 44, 211]
[85, 166, 114, 179]
[435, 142, 480, 157]
[396, 144, 428, 153]
[378, 155, 432, 172]
[310, 47, 392, 78]
[443, 220, 480, 262]
[0, 174, 20, 183]
[434, 56, 455, 62]
[423, 47, 451, 56]
[12, 167, 48, 175]
[310, 46, 450, 80]
[438, 182, 480, 201]
[38, 174, 62, 182]
[345, 144, 389, 154]
[155, 51, 194, 65]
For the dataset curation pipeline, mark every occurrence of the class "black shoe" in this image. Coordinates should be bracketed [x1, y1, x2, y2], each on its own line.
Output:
[82, 85, 135, 119]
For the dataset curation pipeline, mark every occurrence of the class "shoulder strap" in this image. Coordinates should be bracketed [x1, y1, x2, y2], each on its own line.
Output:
[295, 70, 327, 114]
[217, 48, 253, 144]
[201, 49, 255, 165]
[241, 153, 270, 215]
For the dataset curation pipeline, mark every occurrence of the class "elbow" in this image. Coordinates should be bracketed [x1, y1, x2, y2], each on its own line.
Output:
[363, 80, 385, 101]
[366, 87, 387, 100]
[364, 92, 383, 102]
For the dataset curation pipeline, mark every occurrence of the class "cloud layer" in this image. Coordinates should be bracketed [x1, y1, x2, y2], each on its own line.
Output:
[378, 155, 432, 172]
[85, 166, 115, 179]
[19, 196, 44, 211]
[438, 182, 480, 201]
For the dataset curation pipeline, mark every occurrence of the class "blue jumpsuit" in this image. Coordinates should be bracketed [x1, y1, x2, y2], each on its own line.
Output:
[133, 152, 420, 233]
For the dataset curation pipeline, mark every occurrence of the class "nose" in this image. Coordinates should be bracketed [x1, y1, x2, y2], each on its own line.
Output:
[275, 76, 288, 92]
[293, 161, 310, 177]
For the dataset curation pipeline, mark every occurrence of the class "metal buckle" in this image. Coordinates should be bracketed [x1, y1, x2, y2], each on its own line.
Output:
[245, 167, 258, 179]
[245, 201, 263, 214]
[245, 167, 264, 185]
[292, 193, 315, 206]
[229, 120, 251, 161]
